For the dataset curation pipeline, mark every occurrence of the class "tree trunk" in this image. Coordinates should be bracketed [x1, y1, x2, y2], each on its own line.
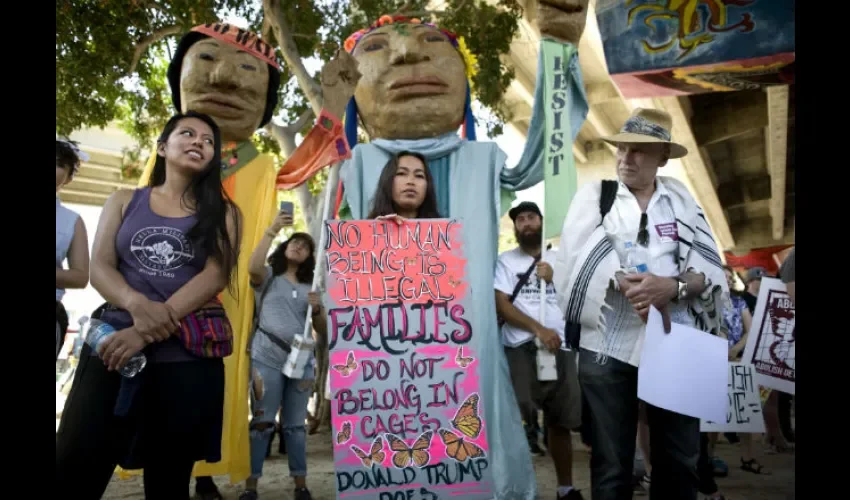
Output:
[267, 112, 336, 433]
[264, 0, 337, 432]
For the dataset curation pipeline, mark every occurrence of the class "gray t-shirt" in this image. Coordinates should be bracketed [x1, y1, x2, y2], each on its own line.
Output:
[250, 266, 312, 370]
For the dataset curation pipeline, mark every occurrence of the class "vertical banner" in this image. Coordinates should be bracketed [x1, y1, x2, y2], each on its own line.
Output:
[324, 219, 493, 500]
[742, 278, 796, 395]
[700, 362, 766, 433]
[541, 40, 579, 240]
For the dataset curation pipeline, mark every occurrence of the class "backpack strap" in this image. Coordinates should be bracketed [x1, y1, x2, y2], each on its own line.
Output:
[599, 179, 619, 225]
[509, 255, 541, 304]
[498, 244, 552, 327]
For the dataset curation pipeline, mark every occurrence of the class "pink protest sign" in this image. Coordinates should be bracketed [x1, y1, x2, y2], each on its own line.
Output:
[324, 219, 493, 500]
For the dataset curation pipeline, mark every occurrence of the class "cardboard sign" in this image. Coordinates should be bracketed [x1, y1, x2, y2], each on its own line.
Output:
[701, 362, 766, 433]
[324, 219, 493, 500]
[742, 278, 795, 395]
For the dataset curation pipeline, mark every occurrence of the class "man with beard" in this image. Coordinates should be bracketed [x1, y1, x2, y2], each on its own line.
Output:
[494, 201, 584, 500]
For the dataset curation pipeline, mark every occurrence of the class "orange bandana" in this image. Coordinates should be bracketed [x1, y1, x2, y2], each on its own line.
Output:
[192, 23, 280, 70]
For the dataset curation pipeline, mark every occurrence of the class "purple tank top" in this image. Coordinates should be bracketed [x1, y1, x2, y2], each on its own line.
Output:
[107, 188, 208, 362]
[116, 188, 207, 299]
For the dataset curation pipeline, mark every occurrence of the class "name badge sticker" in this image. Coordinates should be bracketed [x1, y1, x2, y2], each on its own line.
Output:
[655, 222, 678, 243]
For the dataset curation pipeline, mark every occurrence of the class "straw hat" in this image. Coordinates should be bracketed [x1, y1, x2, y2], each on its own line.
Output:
[602, 108, 688, 159]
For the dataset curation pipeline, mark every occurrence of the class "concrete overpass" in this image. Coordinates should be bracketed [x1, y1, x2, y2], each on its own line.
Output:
[498, 0, 794, 253]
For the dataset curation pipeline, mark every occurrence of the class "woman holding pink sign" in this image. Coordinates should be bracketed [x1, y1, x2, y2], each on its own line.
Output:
[367, 151, 442, 222]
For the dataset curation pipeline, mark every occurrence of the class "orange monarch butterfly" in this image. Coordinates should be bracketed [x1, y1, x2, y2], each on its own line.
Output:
[438, 393, 486, 463]
[451, 393, 482, 439]
[455, 345, 474, 368]
[385, 431, 433, 468]
[350, 436, 386, 468]
[447, 275, 461, 288]
[406, 256, 418, 266]
[438, 428, 486, 463]
[332, 351, 358, 377]
[336, 421, 352, 444]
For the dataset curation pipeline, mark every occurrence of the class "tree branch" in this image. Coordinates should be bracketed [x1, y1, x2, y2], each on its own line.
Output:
[264, 108, 314, 157]
[392, 1, 415, 16]
[263, 0, 324, 115]
[286, 108, 315, 135]
[262, 17, 273, 45]
[128, 25, 182, 76]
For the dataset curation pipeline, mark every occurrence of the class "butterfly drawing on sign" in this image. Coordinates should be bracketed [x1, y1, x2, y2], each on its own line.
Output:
[447, 275, 461, 288]
[451, 393, 482, 438]
[406, 256, 417, 267]
[332, 351, 358, 377]
[336, 421, 352, 444]
[385, 431, 433, 469]
[455, 345, 474, 368]
[350, 436, 386, 468]
[438, 393, 486, 462]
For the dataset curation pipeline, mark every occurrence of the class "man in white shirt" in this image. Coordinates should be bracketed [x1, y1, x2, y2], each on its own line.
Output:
[553, 109, 728, 500]
[495, 202, 583, 500]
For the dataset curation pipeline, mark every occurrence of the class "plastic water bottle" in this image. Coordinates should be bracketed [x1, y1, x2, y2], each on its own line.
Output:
[84, 319, 147, 378]
[624, 241, 649, 274]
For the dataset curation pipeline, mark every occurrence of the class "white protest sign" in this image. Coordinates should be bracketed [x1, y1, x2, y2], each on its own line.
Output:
[638, 307, 728, 423]
[742, 278, 795, 395]
[700, 362, 766, 433]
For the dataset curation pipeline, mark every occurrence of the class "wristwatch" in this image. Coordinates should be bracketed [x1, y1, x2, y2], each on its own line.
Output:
[673, 278, 688, 303]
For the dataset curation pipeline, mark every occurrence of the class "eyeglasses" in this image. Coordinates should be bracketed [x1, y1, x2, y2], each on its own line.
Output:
[637, 213, 649, 247]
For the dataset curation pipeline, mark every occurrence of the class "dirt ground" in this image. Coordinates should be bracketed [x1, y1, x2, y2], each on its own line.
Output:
[100, 431, 795, 499]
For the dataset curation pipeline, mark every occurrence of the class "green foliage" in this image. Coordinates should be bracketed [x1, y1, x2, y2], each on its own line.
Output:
[56, 0, 522, 152]
[439, 0, 522, 137]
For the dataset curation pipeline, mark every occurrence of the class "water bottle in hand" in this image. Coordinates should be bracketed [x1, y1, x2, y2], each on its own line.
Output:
[84, 319, 147, 378]
[624, 241, 649, 274]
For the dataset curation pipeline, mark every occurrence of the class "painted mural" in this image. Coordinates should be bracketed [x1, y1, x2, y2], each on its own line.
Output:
[595, 0, 795, 98]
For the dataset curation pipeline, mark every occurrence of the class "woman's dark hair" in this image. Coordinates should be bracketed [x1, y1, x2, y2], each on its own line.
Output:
[149, 111, 240, 286]
[367, 151, 441, 219]
[267, 232, 316, 284]
[56, 140, 81, 179]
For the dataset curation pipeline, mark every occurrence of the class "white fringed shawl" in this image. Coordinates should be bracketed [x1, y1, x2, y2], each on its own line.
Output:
[553, 177, 729, 363]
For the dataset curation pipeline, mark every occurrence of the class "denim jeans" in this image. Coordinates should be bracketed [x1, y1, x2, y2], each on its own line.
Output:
[249, 358, 313, 478]
[578, 349, 700, 500]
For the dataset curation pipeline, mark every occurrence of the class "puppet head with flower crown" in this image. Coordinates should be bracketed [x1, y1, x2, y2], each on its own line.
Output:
[343, 15, 479, 144]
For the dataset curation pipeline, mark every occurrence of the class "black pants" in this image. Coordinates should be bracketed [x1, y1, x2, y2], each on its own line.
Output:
[778, 392, 795, 442]
[578, 350, 700, 500]
[56, 301, 69, 359]
[56, 344, 223, 500]
[697, 433, 719, 495]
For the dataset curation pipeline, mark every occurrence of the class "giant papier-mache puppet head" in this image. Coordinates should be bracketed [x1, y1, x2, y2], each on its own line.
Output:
[167, 23, 282, 143]
[342, 15, 479, 145]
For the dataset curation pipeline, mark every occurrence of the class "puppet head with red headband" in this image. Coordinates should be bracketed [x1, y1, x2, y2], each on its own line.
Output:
[167, 23, 282, 143]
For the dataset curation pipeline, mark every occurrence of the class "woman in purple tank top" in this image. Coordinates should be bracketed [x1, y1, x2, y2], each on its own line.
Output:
[56, 111, 242, 499]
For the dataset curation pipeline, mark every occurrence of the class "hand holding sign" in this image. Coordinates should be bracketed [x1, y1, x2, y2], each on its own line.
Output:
[375, 213, 407, 225]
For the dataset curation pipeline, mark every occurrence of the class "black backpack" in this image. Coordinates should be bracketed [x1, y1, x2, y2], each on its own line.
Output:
[564, 180, 618, 350]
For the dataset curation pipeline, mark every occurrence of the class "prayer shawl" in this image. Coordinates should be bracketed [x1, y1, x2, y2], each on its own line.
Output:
[553, 177, 729, 366]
